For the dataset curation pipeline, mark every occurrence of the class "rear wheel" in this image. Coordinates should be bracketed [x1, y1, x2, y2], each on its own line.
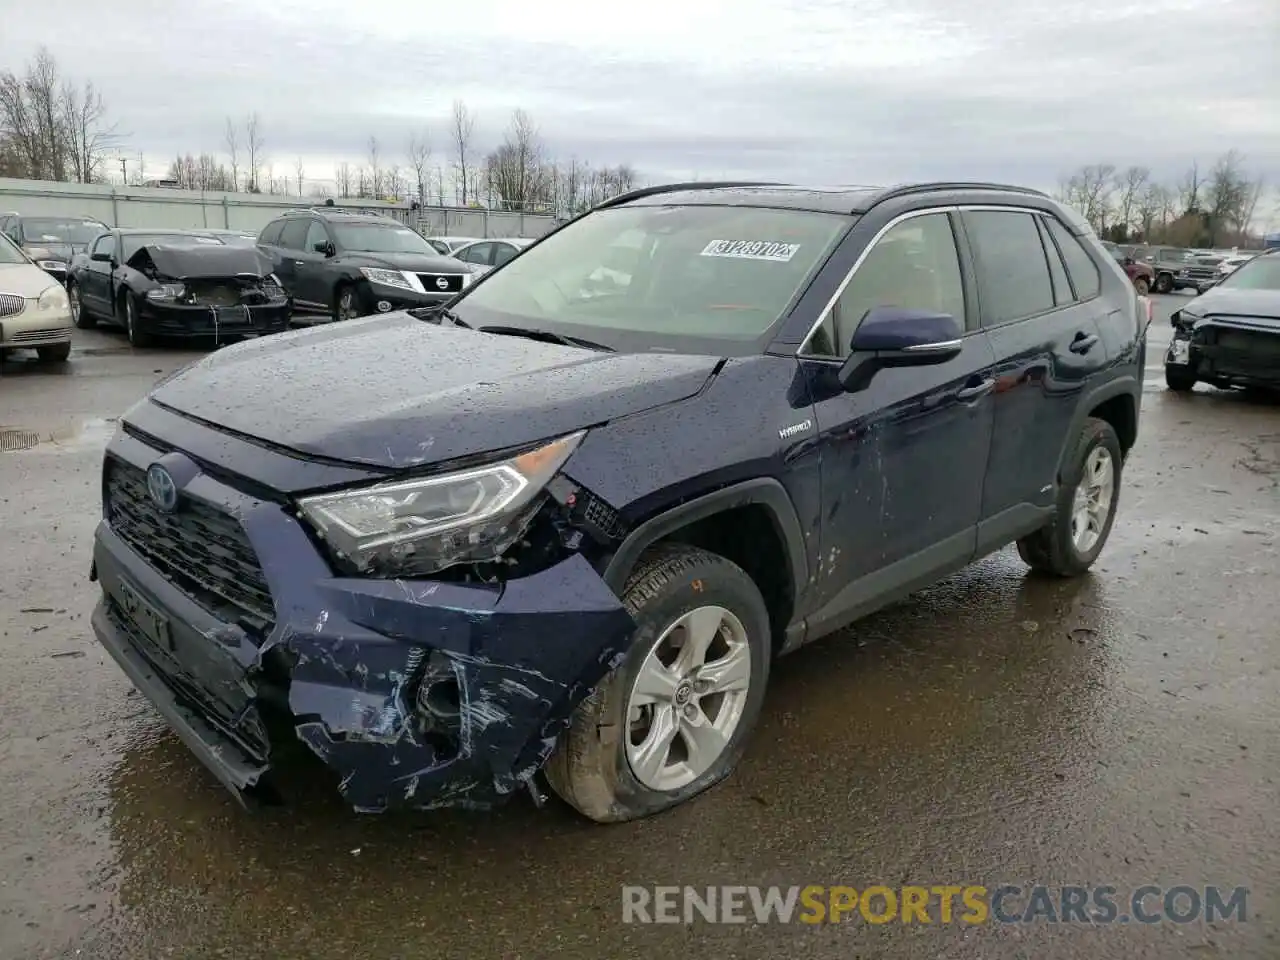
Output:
[37, 342, 71, 362]
[122, 293, 153, 347]
[544, 544, 771, 823]
[1155, 272, 1174, 294]
[1017, 418, 1122, 577]
[68, 281, 94, 329]
[1165, 365, 1197, 392]
[1133, 277, 1150, 296]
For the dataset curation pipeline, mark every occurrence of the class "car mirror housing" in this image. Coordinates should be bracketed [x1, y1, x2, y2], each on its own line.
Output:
[838, 307, 964, 392]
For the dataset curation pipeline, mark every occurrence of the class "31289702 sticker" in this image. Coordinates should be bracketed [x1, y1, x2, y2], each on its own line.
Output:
[699, 240, 801, 262]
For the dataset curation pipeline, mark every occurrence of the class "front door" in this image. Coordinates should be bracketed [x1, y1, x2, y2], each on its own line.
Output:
[82, 233, 117, 315]
[296, 220, 335, 308]
[800, 209, 996, 632]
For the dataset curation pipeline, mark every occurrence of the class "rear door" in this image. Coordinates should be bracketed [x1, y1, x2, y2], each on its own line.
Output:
[964, 207, 1110, 550]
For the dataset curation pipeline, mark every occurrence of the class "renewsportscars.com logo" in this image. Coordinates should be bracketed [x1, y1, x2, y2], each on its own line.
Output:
[621, 884, 1249, 925]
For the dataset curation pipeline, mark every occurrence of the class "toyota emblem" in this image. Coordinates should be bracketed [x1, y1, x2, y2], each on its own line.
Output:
[435, 276, 449, 290]
[145, 463, 179, 513]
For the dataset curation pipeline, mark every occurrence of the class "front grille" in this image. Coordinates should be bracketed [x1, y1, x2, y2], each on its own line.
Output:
[186, 281, 243, 307]
[4, 326, 71, 345]
[0, 294, 24, 317]
[105, 458, 276, 636]
[1198, 325, 1280, 381]
[415, 273, 465, 294]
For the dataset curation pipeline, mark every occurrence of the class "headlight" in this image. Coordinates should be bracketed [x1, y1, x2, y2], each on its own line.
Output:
[36, 259, 64, 271]
[359, 267, 413, 290]
[298, 431, 585, 576]
[146, 283, 187, 301]
[36, 285, 69, 313]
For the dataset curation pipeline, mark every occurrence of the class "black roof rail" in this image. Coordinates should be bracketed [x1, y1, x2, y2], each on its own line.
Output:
[872, 181, 1050, 204]
[594, 180, 788, 210]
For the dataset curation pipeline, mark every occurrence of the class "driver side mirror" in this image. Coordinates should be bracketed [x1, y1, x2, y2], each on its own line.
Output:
[90, 251, 113, 263]
[838, 307, 963, 392]
[314, 241, 336, 257]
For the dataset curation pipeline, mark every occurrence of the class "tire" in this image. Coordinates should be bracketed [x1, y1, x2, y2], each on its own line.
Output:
[37, 342, 71, 363]
[1155, 272, 1174, 294]
[544, 544, 772, 823]
[68, 281, 94, 329]
[1165, 365, 1197, 392]
[1133, 277, 1150, 296]
[334, 283, 364, 321]
[1016, 418, 1123, 577]
[122, 293, 153, 347]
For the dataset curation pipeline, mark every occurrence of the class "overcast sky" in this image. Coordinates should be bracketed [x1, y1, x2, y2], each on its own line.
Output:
[4, 0, 1279, 218]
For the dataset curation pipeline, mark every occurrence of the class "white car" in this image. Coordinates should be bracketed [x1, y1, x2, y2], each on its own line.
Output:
[1217, 253, 1259, 278]
[450, 237, 535, 274]
[425, 235, 480, 256]
[0, 232, 73, 362]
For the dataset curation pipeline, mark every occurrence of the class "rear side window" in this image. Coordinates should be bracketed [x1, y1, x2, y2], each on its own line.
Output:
[259, 219, 285, 245]
[963, 210, 1055, 325]
[1035, 218, 1073, 307]
[278, 218, 310, 251]
[1044, 217, 1101, 300]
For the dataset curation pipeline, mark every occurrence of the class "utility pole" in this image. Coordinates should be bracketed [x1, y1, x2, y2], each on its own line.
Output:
[119, 157, 128, 184]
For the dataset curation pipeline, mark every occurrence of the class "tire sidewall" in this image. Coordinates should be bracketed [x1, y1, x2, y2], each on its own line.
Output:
[1059, 422, 1123, 568]
[593, 555, 771, 817]
[1134, 277, 1150, 296]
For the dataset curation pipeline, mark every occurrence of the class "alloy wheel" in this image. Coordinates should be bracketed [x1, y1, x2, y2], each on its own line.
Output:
[1071, 446, 1115, 553]
[624, 605, 752, 792]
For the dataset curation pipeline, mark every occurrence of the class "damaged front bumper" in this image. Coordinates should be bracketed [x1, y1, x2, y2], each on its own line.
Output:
[138, 298, 291, 339]
[90, 430, 635, 813]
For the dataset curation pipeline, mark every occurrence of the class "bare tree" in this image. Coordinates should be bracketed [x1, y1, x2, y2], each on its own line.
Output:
[1239, 176, 1266, 235]
[486, 108, 545, 211]
[1135, 182, 1166, 240]
[1112, 166, 1150, 239]
[1178, 161, 1202, 215]
[0, 48, 66, 180]
[1058, 164, 1116, 234]
[366, 136, 381, 197]
[334, 161, 352, 199]
[1207, 149, 1248, 243]
[224, 117, 240, 191]
[386, 163, 404, 199]
[244, 111, 264, 192]
[60, 79, 119, 183]
[408, 131, 431, 203]
[294, 156, 305, 196]
[450, 100, 475, 205]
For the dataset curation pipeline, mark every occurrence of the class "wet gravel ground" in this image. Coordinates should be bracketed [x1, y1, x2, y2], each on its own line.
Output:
[1, 298, 1277, 959]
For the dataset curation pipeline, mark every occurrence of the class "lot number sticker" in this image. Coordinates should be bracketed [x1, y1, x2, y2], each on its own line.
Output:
[700, 239, 801, 262]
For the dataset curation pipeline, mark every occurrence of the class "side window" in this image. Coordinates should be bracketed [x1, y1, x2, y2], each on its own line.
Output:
[259, 219, 284, 245]
[303, 220, 330, 253]
[459, 242, 493, 265]
[1035, 217, 1073, 306]
[428, 239, 449, 255]
[1044, 217, 1101, 300]
[3, 218, 20, 243]
[492, 242, 517, 267]
[93, 234, 116, 260]
[807, 213, 966, 357]
[278, 218, 310, 251]
[963, 210, 1055, 325]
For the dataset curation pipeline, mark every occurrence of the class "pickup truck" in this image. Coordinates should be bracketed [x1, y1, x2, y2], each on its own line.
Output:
[1101, 241, 1156, 295]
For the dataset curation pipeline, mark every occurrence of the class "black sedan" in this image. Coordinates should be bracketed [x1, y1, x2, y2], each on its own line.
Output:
[66, 228, 291, 346]
[1166, 249, 1280, 393]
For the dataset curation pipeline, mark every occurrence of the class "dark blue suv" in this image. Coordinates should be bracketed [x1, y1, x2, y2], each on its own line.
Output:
[89, 182, 1146, 822]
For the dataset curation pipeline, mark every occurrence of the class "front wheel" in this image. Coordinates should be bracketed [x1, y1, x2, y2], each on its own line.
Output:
[123, 293, 153, 347]
[1155, 272, 1174, 294]
[1017, 418, 1123, 577]
[69, 281, 94, 329]
[1133, 277, 1150, 296]
[37, 342, 71, 362]
[334, 283, 365, 321]
[544, 544, 771, 823]
[1165, 365, 1197, 392]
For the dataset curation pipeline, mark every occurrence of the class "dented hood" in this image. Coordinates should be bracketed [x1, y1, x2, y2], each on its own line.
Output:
[146, 312, 721, 468]
[132, 243, 273, 280]
[1191, 287, 1280, 323]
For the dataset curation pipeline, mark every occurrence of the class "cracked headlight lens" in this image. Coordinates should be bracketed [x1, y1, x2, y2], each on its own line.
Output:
[299, 431, 585, 576]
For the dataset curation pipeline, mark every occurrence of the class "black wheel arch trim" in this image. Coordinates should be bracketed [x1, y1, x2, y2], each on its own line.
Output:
[1059, 374, 1140, 475]
[601, 477, 810, 606]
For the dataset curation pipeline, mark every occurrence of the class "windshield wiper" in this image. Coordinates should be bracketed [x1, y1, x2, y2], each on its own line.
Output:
[478, 324, 615, 352]
[408, 304, 471, 329]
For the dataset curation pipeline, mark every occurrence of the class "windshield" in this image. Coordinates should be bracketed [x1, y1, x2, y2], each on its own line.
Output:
[333, 223, 435, 255]
[0, 233, 28, 265]
[1217, 254, 1280, 291]
[23, 218, 107, 245]
[454, 205, 853, 352]
[121, 233, 223, 259]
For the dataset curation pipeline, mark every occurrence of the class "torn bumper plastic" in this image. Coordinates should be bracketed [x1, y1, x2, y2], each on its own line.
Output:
[89, 430, 635, 813]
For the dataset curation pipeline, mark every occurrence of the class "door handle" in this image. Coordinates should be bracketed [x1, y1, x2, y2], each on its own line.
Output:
[956, 378, 995, 401]
[294, 260, 305, 266]
[1070, 333, 1100, 354]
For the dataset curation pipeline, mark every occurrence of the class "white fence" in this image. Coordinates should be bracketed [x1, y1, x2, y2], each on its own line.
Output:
[0, 177, 560, 239]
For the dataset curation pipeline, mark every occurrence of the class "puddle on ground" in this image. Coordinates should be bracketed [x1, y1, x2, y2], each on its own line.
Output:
[0, 418, 117, 454]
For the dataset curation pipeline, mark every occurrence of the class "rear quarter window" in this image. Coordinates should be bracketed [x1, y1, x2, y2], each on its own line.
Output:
[259, 220, 285, 245]
[1044, 217, 1102, 300]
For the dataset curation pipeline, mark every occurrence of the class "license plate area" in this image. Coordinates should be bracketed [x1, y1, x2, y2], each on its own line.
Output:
[117, 577, 172, 654]
[215, 305, 249, 325]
